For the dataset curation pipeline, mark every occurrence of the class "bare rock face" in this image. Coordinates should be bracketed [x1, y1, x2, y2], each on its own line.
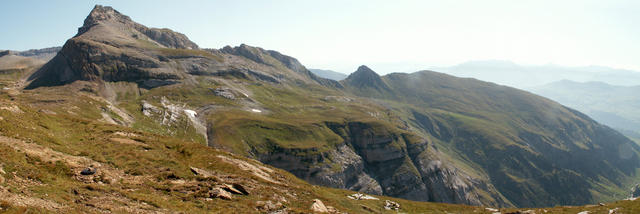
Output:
[26, 5, 201, 89]
[78, 5, 198, 49]
[258, 121, 509, 207]
[632, 184, 640, 198]
[221, 44, 343, 87]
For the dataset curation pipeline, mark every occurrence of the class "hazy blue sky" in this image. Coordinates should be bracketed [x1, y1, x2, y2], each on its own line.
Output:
[1, 0, 639, 74]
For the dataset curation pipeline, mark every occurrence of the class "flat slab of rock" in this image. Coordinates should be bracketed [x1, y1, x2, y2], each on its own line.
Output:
[210, 187, 232, 200]
[222, 184, 249, 195]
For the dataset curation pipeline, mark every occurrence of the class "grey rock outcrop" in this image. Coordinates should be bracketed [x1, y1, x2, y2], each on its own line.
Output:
[26, 5, 202, 89]
[78, 5, 198, 49]
[632, 184, 640, 198]
[258, 121, 510, 207]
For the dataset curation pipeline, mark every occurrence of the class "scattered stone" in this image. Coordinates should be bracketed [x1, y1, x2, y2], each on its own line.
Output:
[609, 208, 620, 214]
[599, 202, 605, 206]
[211, 87, 236, 99]
[384, 200, 400, 210]
[577, 211, 589, 214]
[273, 194, 288, 203]
[310, 199, 328, 213]
[326, 206, 341, 214]
[256, 200, 276, 211]
[80, 168, 96, 175]
[521, 210, 536, 214]
[210, 187, 232, 200]
[347, 193, 379, 200]
[0, 166, 5, 174]
[0, 105, 23, 114]
[256, 200, 284, 212]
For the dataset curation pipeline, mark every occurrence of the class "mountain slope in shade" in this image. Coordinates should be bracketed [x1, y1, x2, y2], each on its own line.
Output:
[309, 68, 348, 81]
[343, 69, 640, 207]
[529, 80, 640, 142]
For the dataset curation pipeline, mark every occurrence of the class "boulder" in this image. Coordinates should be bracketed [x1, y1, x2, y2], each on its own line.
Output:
[384, 200, 400, 210]
[221, 184, 248, 195]
[80, 167, 96, 175]
[210, 187, 232, 200]
[310, 199, 328, 213]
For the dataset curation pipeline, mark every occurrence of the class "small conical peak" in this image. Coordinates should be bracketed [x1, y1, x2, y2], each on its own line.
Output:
[77, 5, 132, 35]
[347, 65, 381, 81]
[353, 65, 379, 77]
[344, 65, 389, 91]
[86, 5, 131, 23]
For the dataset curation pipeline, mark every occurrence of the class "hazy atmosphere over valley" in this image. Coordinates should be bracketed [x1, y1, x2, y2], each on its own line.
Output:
[1, 1, 640, 213]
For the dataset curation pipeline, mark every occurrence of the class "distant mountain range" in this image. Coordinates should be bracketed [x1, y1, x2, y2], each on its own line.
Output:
[529, 80, 640, 142]
[431, 60, 640, 88]
[309, 69, 348, 81]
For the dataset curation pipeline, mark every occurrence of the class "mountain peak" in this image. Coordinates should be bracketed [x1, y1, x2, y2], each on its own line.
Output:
[75, 5, 198, 49]
[355, 65, 377, 75]
[344, 65, 389, 91]
[78, 5, 132, 35]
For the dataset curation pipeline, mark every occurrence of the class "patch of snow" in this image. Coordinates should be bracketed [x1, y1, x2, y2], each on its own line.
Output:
[2, 87, 9, 90]
[609, 208, 619, 214]
[347, 193, 379, 200]
[577, 211, 590, 214]
[184, 109, 197, 118]
[485, 207, 499, 212]
[242, 92, 249, 98]
[251, 109, 262, 113]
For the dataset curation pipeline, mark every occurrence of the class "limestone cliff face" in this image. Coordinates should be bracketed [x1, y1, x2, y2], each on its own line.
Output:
[78, 5, 198, 49]
[26, 5, 200, 89]
[258, 121, 511, 207]
[26, 6, 335, 89]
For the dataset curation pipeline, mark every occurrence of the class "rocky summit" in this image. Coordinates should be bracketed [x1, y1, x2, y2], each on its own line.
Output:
[2, 4, 640, 213]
